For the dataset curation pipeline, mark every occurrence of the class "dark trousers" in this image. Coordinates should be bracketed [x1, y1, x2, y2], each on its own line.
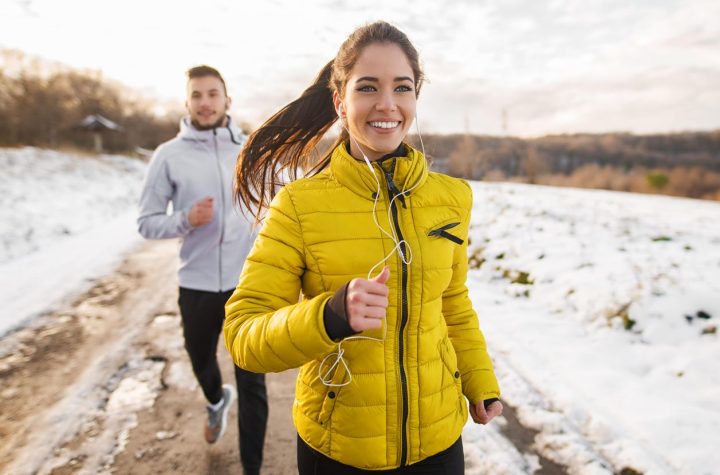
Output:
[178, 287, 268, 474]
[297, 434, 464, 475]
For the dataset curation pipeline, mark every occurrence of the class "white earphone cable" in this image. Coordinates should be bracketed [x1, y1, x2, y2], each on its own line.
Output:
[318, 109, 426, 388]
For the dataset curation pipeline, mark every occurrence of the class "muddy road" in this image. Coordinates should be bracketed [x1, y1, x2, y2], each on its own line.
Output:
[0, 241, 296, 475]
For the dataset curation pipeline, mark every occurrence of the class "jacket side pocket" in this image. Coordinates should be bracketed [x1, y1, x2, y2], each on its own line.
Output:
[317, 356, 347, 426]
[438, 339, 465, 411]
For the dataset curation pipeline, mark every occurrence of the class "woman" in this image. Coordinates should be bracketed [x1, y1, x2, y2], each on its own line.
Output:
[225, 21, 502, 474]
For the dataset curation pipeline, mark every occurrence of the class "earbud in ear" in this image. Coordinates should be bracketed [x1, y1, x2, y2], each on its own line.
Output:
[337, 104, 344, 118]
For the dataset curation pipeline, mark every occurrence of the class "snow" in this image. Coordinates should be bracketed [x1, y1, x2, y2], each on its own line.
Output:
[0, 147, 147, 336]
[464, 182, 720, 475]
[1, 147, 719, 474]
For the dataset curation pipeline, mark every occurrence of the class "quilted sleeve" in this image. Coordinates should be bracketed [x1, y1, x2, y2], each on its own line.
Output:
[224, 187, 337, 373]
[442, 181, 501, 402]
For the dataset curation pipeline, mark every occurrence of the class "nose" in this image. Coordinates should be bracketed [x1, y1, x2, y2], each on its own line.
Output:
[376, 90, 397, 112]
[198, 94, 212, 108]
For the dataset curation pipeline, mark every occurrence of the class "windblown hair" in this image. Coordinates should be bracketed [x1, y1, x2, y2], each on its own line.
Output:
[235, 21, 424, 219]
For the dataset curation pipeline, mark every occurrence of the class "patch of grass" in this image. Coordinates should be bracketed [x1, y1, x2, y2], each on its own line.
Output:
[620, 467, 644, 475]
[609, 302, 636, 331]
[696, 310, 711, 320]
[499, 269, 534, 285]
[468, 248, 486, 270]
[512, 271, 534, 285]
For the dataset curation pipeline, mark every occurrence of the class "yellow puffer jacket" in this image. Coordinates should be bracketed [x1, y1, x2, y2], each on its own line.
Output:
[225, 143, 499, 470]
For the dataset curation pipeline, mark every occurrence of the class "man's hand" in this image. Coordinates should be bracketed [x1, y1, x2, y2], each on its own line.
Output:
[345, 267, 390, 332]
[188, 196, 214, 227]
[469, 400, 503, 425]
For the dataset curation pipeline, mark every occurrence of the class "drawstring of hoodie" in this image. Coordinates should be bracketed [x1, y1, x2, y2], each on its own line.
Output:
[227, 123, 242, 145]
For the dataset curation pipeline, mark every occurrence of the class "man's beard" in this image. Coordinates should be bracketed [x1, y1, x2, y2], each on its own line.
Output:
[191, 114, 226, 131]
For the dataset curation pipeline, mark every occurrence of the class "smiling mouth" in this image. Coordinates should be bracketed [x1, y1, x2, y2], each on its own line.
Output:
[369, 121, 400, 129]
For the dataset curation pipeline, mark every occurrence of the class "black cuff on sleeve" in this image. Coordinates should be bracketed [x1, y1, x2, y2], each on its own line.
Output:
[323, 282, 358, 341]
[483, 398, 500, 409]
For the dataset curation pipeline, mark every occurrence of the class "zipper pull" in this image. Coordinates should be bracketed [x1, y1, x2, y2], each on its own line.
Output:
[383, 170, 406, 208]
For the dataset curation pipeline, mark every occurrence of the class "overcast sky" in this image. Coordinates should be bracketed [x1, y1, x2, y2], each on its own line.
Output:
[2, 0, 719, 136]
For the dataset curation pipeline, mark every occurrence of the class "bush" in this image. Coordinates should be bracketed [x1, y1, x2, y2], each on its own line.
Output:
[0, 49, 181, 152]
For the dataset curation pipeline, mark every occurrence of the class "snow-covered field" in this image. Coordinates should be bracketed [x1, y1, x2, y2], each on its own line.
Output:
[0, 147, 147, 335]
[463, 183, 720, 475]
[1, 147, 718, 474]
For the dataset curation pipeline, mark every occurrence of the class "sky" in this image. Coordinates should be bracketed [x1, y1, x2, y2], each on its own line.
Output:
[2, 0, 719, 136]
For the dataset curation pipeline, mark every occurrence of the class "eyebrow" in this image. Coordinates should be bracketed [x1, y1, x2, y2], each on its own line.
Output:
[191, 88, 221, 94]
[356, 76, 414, 83]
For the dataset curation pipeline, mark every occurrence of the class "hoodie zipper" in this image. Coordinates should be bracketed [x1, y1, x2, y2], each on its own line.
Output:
[380, 162, 409, 467]
[213, 128, 225, 292]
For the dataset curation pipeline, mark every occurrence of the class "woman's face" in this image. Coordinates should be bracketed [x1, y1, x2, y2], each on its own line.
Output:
[336, 42, 417, 162]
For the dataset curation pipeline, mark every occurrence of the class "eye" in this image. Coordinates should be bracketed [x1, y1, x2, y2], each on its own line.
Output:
[395, 84, 413, 93]
[357, 84, 377, 92]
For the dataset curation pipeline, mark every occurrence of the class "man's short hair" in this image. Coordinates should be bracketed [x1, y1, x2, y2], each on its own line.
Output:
[187, 65, 227, 95]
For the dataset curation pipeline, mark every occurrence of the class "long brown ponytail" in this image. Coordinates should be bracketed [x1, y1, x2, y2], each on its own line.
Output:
[234, 61, 343, 218]
[235, 21, 424, 219]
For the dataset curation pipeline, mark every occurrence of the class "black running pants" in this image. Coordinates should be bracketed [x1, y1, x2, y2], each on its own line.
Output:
[297, 434, 464, 474]
[178, 287, 268, 474]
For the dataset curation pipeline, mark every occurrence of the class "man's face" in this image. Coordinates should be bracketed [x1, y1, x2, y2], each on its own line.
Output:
[186, 76, 230, 130]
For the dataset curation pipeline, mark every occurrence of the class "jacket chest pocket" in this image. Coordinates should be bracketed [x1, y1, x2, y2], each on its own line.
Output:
[424, 220, 463, 271]
[429, 222, 463, 245]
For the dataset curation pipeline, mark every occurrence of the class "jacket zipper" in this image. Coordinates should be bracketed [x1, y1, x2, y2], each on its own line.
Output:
[213, 129, 225, 292]
[381, 164, 409, 467]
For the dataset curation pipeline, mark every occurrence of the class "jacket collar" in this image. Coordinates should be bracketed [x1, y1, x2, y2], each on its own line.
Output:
[330, 142, 429, 201]
[177, 115, 245, 145]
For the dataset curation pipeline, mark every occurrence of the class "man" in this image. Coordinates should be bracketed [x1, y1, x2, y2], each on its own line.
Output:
[137, 65, 267, 475]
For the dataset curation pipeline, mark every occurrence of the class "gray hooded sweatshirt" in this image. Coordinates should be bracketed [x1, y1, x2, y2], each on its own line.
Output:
[137, 116, 255, 292]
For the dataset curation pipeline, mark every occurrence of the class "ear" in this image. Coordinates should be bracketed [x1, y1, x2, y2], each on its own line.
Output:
[225, 96, 232, 111]
[332, 91, 343, 117]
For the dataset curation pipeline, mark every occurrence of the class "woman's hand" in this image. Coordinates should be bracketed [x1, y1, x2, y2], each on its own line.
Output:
[469, 399, 503, 425]
[345, 267, 390, 332]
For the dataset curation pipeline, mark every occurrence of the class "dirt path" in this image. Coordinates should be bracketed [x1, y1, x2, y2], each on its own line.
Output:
[0, 240, 297, 475]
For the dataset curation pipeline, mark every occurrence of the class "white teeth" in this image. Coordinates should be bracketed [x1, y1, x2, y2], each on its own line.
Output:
[369, 121, 399, 129]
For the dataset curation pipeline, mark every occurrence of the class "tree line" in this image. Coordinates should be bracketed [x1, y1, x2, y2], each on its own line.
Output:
[414, 131, 720, 200]
[2, 48, 719, 200]
[0, 49, 180, 153]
